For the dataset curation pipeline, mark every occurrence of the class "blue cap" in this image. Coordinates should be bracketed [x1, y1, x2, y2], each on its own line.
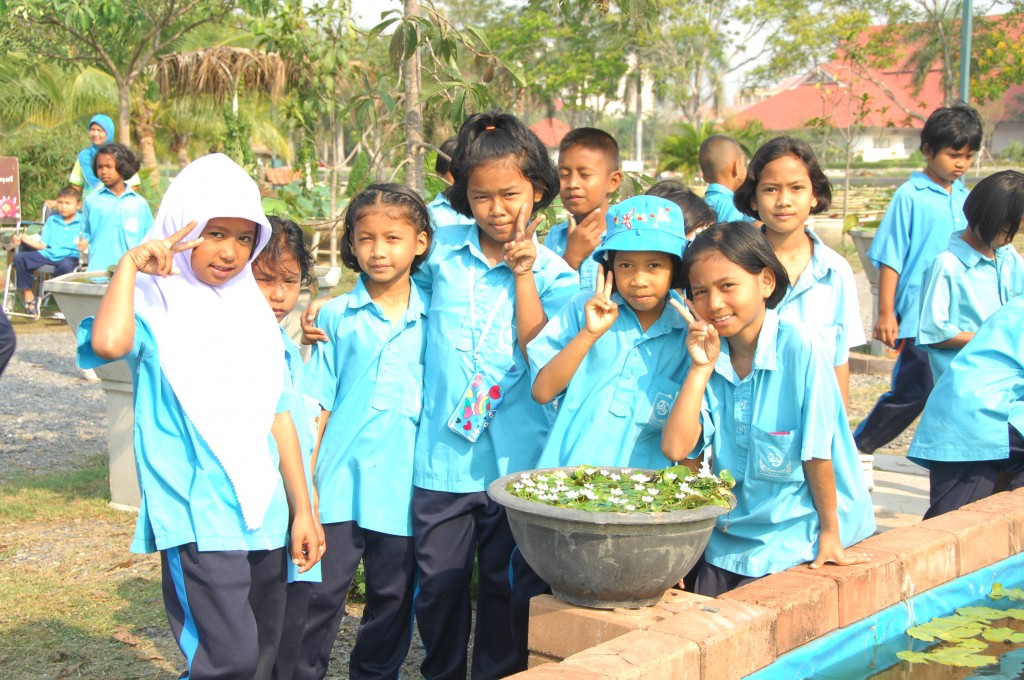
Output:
[592, 196, 687, 262]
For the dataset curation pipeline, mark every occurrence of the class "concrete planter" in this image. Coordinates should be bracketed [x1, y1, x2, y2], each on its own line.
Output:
[45, 266, 341, 510]
[850, 228, 887, 357]
[488, 467, 734, 610]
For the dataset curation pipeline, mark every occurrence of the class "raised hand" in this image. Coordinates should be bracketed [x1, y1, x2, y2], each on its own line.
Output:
[124, 221, 203, 277]
[563, 208, 603, 270]
[583, 264, 618, 336]
[503, 205, 544, 277]
[670, 296, 720, 367]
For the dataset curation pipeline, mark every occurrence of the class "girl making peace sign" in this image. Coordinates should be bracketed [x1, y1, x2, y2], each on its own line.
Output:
[79, 154, 321, 678]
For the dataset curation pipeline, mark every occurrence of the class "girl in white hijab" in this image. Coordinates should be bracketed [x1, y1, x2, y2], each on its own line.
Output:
[81, 153, 322, 679]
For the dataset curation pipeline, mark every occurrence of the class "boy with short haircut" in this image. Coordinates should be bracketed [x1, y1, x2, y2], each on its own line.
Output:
[854, 103, 983, 454]
[698, 135, 751, 222]
[427, 137, 475, 229]
[545, 127, 623, 290]
[11, 186, 83, 319]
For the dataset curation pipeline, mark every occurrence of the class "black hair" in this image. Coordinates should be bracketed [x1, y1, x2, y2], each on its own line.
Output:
[559, 127, 620, 170]
[698, 135, 744, 182]
[605, 250, 686, 291]
[436, 137, 458, 177]
[920, 103, 983, 154]
[341, 182, 433, 274]
[255, 215, 315, 286]
[445, 110, 560, 218]
[733, 136, 831, 221]
[646, 180, 717, 233]
[56, 185, 81, 201]
[93, 142, 140, 181]
[963, 170, 1024, 244]
[681, 221, 790, 309]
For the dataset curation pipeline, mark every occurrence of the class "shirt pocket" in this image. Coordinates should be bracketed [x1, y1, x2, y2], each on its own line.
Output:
[373, 360, 424, 423]
[747, 426, 805, 484]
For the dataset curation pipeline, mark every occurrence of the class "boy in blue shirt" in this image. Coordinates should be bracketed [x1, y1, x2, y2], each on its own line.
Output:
[854, 103, 983, 454]
[427, 137, 475, 229]
[699, 135, 753, 223]
[545, 127, 623, 291]
[11, 186, 83, 318]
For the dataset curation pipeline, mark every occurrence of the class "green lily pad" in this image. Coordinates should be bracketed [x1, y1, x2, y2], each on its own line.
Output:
[991, 583, 1024, 601]
[982, 627, 1024, 644]
[907, 616, 985, 642]
[956, 606, 1007, 622]
[896, 650, 932, 664]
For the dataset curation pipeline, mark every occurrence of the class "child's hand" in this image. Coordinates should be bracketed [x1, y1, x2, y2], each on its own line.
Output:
[809, 530, 870, 569]
[670, 297, 720, 367]
[77, 239, 88, 254]
[873, 311, 899, 349]
[504, 205, 544, 277]
[301, 297, 329, 344]
[563, 209, 603, 270]
[289, 511, 325, 573]
[584, 265, 618, 337]
[123, 221, 203, 277]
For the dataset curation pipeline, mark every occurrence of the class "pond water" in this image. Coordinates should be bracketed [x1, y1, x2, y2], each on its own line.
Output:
[746, 553, 1024, 680]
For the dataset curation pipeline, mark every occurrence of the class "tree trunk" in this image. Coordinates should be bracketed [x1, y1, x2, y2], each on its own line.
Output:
[404, 0, 425, 196]
[117, 79, 133, 146]
[133, 102, 161, 195]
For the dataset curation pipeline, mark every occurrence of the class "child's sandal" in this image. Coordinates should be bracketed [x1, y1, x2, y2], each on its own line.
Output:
[24, 299, 39, 320]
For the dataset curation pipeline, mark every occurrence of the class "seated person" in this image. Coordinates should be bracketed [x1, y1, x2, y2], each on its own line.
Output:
[11, 186, 83, 318]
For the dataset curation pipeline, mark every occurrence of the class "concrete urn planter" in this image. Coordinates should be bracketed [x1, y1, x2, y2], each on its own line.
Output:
[45, 266, 341, 510]
[488, 467, 734, 609]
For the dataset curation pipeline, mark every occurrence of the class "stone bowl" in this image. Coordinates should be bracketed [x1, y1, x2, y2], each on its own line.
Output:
[488, 466, 734, 609]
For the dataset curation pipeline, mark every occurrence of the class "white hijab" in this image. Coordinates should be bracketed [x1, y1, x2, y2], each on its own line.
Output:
[135, 153, 283, 530]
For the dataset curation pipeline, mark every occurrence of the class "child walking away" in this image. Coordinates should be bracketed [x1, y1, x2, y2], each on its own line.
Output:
[917, 170, 1024, 381]
[735, 136, 865, 407]
[251, 216, 325, 680]
[81, 142, 153, 272]
[294, 185, 431, 680]
[11, 186, 83, 319]
[530, 195, 690, 471]
[855, 103, 983, 454]
[909, 295, 1024, 517]
[698, 135, 752, 223]
[414, 111, 578, 678]
[78, 153, 322, 679]
[662, 222, 874, 597]
[544, 127, 623, 291]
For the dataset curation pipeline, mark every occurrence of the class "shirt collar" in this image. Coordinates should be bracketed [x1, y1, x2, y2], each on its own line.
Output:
[946, 230, 992, 268]
[909, 170, 967, 196]
[715, 309, 779, 382]
[346, 274, 429, 323]
[97, 185, 139, 199]
[704, 183, 732, 196]
[611, 289, 689, 337]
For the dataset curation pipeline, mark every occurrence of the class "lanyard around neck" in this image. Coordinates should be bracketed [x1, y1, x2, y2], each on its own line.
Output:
[468, 263, 510, 363]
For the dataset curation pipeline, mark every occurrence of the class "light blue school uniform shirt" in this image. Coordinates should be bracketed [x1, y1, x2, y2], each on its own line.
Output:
[776, 228, 866, 366]
[280, 327, 323, 582]
[867, 171, 969, 338]
[909, 294, 1024, 465]
[528, 290, 690, 471]
[696, 311, 875, 577]
[307, 277, 427, 536]
[544, 213, 614, 293]
[917, 231, 1024, 381]
[427, 192, 475, 229]
[39, 212, 84, 262]
[83, 186, 153, 272]
[77, 315, 290, 554]
[703, 183, 752, 223]
[413, 225, 579, 492]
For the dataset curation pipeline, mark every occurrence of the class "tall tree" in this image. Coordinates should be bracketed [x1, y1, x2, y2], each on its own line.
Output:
[1, 0, 245, 144]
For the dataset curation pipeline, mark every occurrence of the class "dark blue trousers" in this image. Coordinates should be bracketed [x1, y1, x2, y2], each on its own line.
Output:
[12, 250, 78, 289]
[924, 426, 1024, 519]
[854, 338, 934, 453]
[273, 580, 312, 680]
[292, 521, 415, 680]
[161, 544, 287, 680]
[508, 546, 550, 669]
[0, 310, 14, 377]
[693, 561, 760, 598]
[412, 487, 519, 680]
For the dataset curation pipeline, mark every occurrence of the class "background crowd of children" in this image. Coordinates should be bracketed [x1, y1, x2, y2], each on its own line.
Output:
[70, 99, 1024, 679]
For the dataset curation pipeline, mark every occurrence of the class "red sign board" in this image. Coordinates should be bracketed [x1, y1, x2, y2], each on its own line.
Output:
[0, 157, 21, 224]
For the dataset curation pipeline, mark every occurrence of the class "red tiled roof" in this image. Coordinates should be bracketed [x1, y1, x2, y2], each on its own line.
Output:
[530, 117, 571, 148]
[264, 166, 302, 186]
[731, 18, 1024, 131]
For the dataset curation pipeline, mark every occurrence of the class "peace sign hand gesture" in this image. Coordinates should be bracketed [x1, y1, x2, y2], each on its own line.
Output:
[124, 221, 204, 277]
[583, 265, 618, 337]
[669, 296, 720, 367]
[504, 205, 545, 278]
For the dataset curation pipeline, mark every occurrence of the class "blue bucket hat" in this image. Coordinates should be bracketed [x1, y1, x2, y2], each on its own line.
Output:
[592, 196, 687, 262]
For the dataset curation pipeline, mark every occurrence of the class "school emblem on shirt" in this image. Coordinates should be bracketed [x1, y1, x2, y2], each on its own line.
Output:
[648, 392, 674, 428]
[757, 448, 793, 478]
